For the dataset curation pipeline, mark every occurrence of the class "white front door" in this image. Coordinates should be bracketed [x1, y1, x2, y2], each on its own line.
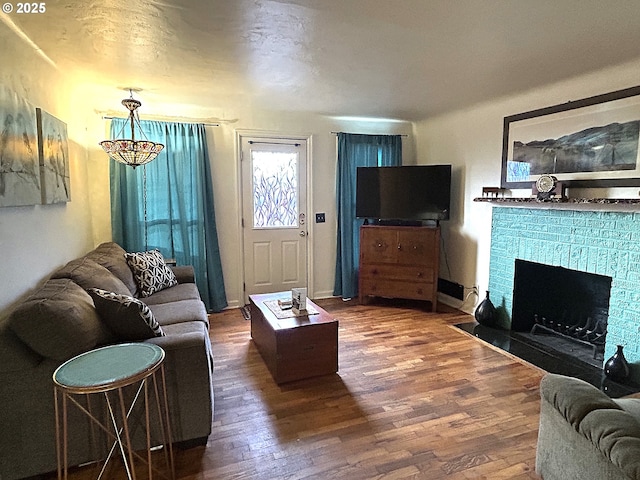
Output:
[241, 136, 308, 301]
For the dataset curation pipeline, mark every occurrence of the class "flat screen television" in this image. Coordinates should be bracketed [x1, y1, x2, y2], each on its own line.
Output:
[356, 165, 451, 222]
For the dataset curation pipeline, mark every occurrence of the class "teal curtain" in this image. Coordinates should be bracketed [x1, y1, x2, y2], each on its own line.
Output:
[333, 133, 402, 298]
[110, 119, 227, 312]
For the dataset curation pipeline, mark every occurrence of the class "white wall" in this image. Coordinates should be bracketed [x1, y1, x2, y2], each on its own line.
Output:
[415, 58, 640, 314]
[0, 23, 98, 316]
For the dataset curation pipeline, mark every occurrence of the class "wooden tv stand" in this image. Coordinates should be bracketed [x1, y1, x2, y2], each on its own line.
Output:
[358, 225, 440, 311]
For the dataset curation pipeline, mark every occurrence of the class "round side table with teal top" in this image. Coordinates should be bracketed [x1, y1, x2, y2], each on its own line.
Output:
[53, 343, 175, 480]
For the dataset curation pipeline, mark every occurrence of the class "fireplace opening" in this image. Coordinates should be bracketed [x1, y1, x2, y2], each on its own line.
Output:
[511, 260, 612, 368]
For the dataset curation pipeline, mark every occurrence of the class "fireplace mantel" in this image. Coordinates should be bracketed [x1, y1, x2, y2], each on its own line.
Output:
[474, 197, 640, 212]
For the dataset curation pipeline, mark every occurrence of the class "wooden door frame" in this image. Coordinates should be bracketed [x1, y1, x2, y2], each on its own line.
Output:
[235, 129, 314, 305]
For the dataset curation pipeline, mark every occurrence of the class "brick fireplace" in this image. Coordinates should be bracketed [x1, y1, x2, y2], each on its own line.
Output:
[488, 206, 640, 382]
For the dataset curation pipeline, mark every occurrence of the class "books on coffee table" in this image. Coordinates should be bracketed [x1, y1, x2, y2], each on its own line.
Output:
[277, 298, 293, 309]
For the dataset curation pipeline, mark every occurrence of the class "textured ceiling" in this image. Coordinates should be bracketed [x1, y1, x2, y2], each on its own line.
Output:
[4, 0, 640, 121]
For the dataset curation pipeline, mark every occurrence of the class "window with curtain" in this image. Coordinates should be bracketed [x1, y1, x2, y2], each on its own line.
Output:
[110, 119, 227, 312]
[333, 133, 402, 299]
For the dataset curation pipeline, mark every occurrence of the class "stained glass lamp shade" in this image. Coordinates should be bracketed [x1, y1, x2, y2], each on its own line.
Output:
[99, 96, 164, 168]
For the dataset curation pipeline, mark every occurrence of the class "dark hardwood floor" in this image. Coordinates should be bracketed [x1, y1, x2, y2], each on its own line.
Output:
[53, 298, 545, 479]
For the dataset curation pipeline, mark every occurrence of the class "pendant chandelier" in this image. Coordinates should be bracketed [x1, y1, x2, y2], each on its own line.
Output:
[99, 92, 164, 168]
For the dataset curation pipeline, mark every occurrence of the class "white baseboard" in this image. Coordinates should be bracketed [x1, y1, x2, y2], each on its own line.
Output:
[312, 290, 336, 300]
[224, 299, 242, 310]
[438, 292, 475, 315]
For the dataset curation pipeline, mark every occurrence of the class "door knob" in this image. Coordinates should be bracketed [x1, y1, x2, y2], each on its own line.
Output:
[299, 231, 307, 237]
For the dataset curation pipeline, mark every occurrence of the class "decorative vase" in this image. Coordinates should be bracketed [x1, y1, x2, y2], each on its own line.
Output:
[475, 290, 497, 328]
[604, 345, 630, 382]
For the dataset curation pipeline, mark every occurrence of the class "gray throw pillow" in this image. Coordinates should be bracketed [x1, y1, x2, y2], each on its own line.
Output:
[51, 256, 131, 295]
[8, 279, 111, 361]
[86, 242, 138, 294]
[124, 249, 178, 297]
[88, 288, 165, 340]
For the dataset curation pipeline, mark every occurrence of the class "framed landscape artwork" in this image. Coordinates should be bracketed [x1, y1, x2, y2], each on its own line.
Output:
[501, 85, 640, 189]
[37, 108, 70, 203]
[0, 86, 41, 207]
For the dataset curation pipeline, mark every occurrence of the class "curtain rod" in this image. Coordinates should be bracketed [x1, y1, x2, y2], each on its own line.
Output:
[102, 116, 220, 127]
[331, 131, 408, 137]
[248, 140, 301, 147]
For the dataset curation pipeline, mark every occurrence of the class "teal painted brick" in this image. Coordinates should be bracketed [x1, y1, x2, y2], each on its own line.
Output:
[593, 220, 612, 229]
[489, 206, 640, 380]
[551, 209, 575, 218]
[525, 222, 542, 231]
[578, 246, 589, 272]
[616, 242, 634, 259]
[595, 248, 608, 274]
[506, 238, 519, 257]
[608, 308, 623, 320]
[596, 237, 618, 249]
[629, 229, 640, 243]
[622, 303, 640, 322]
[615, 218, 639, 231]
[545, 234, 562, 244]
[572, 226, 595, 239]
[613, 279, 635, 296]
[585, 247, 598, 273]
[602, 229, 633, 241]
[552, 243, 570, 267]
[569, 245, 585, 270]
[554, 228, 572, 240]
[605, 250, 619, 278]
[568, 234, 586, 246]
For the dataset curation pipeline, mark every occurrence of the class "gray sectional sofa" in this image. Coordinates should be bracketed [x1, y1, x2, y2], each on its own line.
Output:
[0, 242, 214, 480]
[536, 373, 640, 480]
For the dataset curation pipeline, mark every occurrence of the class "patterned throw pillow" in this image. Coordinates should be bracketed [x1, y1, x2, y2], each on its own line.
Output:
[124, 249, 178, 297]
[87, 288, 165, 340]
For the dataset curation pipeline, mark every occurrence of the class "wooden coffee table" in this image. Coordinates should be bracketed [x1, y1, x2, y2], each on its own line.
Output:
[249, 292, 338, 384]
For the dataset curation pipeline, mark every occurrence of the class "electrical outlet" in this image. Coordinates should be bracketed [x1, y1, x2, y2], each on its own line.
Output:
[315, 213, 326, 223]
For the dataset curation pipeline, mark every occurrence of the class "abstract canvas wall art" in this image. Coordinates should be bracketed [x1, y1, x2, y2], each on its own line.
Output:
[37, 108, 70, 203]
[0, 86, 41, 207]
